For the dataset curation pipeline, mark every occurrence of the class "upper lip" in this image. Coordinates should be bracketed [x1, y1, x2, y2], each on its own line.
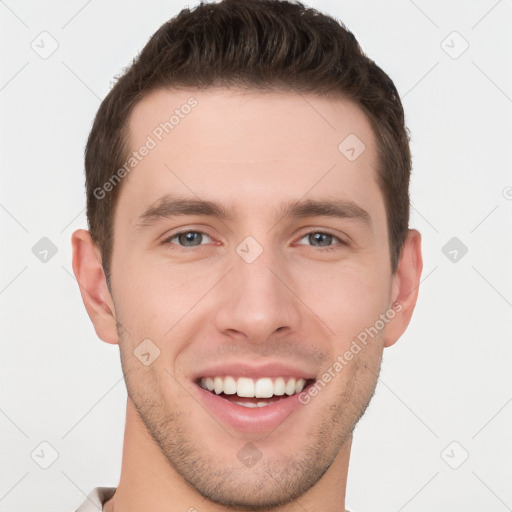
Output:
[190, 361, 317, 381]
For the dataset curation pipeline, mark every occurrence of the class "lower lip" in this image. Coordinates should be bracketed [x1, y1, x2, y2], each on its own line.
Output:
[194, 383, 309, 433]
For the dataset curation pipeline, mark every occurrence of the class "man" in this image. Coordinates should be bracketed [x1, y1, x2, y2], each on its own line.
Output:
[71, 0, 423, 510]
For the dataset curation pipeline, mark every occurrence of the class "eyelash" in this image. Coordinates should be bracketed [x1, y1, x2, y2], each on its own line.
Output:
[161, 229, 348, 252]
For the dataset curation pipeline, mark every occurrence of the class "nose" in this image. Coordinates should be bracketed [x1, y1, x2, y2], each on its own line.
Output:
[213, 243, 303, 344]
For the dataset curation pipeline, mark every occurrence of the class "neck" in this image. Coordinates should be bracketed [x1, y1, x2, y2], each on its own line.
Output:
[104, 398, 351, 512]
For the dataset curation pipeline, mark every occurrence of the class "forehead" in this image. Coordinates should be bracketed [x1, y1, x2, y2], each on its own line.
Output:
[127, 87, 376, 158]
[118, 87, 382, 224]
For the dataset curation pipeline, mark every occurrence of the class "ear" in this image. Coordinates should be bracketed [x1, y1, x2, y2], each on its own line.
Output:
[383, 229, 423, 348]
[71, 229, 119, 344]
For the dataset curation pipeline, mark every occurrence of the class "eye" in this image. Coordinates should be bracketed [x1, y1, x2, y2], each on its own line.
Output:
[161, 229, 347, 251]
[162, 230, 213, 248]
[296, 231, 347, 251]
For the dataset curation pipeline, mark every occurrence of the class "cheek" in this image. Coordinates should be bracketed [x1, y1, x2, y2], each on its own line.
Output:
[297, 261, 391, 342]
[112, 256, 219, 337]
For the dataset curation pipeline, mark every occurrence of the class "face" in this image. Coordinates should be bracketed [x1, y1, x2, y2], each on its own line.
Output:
[106, 88, 400, 508]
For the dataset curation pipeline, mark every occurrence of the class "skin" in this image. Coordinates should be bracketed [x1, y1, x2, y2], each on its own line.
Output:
[72, 87, 422, 512]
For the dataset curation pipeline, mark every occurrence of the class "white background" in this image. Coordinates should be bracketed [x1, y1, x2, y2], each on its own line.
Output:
[1, 1, 511, 511]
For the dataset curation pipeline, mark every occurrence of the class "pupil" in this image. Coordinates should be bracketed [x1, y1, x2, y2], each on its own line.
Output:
[311, 233, 331, 247]
[180, 232, 201, 246]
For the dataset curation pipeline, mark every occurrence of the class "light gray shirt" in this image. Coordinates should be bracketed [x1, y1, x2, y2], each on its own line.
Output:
[74, 486, 353, 512]
[74, 487, 115, 512]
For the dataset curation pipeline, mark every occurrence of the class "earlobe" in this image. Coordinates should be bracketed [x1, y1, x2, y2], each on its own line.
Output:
[383, 229, 423, 348]
[71, 229, 119, 344]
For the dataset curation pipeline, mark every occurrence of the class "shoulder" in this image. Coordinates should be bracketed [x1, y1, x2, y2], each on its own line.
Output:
[73, 486, 116, 512]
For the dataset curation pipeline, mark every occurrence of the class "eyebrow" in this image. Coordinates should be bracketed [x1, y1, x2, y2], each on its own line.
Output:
[135, 194, 371, 229]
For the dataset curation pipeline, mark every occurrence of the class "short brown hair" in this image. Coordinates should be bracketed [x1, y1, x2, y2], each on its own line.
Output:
[85, 0, 411, 285]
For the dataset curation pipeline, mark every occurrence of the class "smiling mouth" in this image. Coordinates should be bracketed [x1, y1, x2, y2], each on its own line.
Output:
[196, 375, 316, 408]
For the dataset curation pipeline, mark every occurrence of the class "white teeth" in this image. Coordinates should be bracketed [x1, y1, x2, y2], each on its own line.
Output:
[255, 377, 274, 398]
[205, 377, 214, 391]
[232, 401, 273, 408]
[237, 377, 255, 397]
[199, 376, 308, 397]
[274, 377, 286, 395]
[285, 378, 296, 396]
[223, 376, 237, 395]
[294, 379, 305, 393]
[214, 376, 223, 395]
